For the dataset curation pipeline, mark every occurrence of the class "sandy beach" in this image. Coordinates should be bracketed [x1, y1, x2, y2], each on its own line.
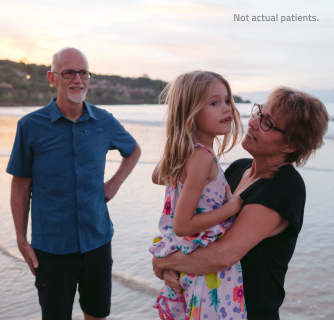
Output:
[1, 111, 334, 319]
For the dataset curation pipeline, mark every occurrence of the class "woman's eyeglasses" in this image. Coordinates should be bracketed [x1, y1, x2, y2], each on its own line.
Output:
[251, 104, 286, 134]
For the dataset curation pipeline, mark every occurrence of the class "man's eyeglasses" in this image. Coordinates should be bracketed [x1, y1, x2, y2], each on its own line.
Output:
[251, 104, 286, 134]
[53, 70, 91, 80]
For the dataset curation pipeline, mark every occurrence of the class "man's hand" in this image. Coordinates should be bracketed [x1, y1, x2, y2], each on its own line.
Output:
[163, 269, 183, 293]
[104, 143, 141, 202]
[104, 179, 121, 202]
[10, 176, 37, 275]
[17, 239, 38, 276]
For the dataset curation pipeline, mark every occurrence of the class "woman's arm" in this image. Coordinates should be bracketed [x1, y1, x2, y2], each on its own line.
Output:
[173, 148, 243, 237]
[153, 203, 289, 278]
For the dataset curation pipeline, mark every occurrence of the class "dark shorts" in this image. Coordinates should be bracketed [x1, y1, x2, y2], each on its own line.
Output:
[34, 241, 112, 320]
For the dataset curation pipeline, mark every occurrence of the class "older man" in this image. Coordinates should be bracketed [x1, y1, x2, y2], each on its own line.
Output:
[7, 47, 141, 320]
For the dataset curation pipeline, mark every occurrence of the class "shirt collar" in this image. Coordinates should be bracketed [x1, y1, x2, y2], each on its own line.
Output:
[84, 102, 98, 120]
[48, 98, 98, 123]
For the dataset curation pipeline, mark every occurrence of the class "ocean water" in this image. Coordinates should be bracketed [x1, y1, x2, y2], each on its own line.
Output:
[0, 104, 333, 320]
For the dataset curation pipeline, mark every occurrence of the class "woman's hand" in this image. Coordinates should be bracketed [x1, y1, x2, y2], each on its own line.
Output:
[152, 255, 183, 293]
[152, 256, 165, 279]
[163, 269, 183, 293]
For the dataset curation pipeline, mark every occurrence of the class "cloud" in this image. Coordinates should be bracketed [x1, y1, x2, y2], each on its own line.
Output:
[140, 0, 233, 18]
[0, 22, 49, 62]
[0, 0, 333, 92]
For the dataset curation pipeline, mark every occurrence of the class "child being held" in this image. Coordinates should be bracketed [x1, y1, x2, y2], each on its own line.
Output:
[149, 71, 247, 320]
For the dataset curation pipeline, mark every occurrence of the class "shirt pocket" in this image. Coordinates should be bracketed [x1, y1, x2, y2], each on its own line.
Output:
[79, 127, 110, 162]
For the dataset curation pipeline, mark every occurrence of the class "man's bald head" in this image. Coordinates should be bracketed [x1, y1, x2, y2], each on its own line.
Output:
[48, 47, 90, 106]
[51, 47, 89, 72]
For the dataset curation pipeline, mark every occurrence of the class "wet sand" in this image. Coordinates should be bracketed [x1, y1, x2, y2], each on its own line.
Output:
[1, 115, 334, 319]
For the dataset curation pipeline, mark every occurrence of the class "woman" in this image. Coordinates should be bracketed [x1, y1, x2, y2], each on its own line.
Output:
[152, 87, 329, 320]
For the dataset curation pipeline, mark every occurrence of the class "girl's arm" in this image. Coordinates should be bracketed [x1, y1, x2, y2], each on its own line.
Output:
[152, 164, 165, 185]
[173, 148, 243, 237]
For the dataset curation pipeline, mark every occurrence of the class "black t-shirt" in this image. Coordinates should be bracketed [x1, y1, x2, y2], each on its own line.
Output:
[225, 159, 306, 320]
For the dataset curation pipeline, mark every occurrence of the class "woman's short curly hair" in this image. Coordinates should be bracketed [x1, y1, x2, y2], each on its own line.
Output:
[269, 87, 329, 166]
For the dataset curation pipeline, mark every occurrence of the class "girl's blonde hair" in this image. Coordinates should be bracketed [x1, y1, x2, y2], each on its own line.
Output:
[159, 70, 243, 185]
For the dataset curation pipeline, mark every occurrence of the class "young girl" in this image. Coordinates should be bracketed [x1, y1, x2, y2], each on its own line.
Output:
[149, 71, 247, 320]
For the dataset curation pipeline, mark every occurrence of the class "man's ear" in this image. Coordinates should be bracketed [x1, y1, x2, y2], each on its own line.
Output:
[47, 71, 58, 88]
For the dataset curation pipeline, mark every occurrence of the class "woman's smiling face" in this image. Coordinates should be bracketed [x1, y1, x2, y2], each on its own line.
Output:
[242, 101, 291, 161]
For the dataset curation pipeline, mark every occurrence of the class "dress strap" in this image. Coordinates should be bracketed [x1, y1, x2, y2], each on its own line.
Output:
[193, 143, 219, 165]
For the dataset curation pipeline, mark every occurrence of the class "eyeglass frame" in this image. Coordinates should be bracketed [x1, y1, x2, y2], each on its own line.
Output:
[52, 69, 91, 80]
[251, 103, 286, 134]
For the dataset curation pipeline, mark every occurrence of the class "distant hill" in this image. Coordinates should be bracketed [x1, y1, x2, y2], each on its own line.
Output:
[0, 60, 250, 106]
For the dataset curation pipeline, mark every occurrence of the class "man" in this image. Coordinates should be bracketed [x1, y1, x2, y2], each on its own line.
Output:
[7, 47, 141, 320]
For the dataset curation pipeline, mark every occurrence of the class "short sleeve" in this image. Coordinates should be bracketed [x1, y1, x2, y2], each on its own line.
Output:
[242, 166, 306, 234]
[6, 121, 33, 178]
[109, 116, 136, 157]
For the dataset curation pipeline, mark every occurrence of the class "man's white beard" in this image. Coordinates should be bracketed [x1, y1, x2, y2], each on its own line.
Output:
[68, 90, 87, 104]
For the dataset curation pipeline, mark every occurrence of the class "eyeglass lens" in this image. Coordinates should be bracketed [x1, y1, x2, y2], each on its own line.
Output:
[251, 104, 272, 131]
[62, 70, 90, 79]
[252, 104, 260, 117]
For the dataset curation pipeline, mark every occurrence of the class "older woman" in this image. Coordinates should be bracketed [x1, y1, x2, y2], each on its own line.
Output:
[152, 87, 329, 320]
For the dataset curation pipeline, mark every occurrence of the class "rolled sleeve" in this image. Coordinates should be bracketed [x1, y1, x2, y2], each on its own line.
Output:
[109, 116, 136, 157]
[7, 121, 33, 178]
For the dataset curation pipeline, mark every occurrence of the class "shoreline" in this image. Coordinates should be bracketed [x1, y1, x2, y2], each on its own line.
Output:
[1, 115, 334, 166]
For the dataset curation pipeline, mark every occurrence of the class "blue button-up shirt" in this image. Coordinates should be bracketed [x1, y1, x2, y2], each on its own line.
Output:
[7, 98, 136, 254]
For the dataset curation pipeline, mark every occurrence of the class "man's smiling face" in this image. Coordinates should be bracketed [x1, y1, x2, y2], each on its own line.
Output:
[52, 49, 90, 105]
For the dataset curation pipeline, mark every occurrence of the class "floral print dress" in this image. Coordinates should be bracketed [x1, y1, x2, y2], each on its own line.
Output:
[149, 144, 247, 320]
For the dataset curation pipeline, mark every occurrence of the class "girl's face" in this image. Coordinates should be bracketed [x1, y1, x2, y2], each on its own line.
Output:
[194, 80, 233, 143]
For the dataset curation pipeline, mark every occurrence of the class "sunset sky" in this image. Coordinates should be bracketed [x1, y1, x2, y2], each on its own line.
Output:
[1, 0, 333, 99]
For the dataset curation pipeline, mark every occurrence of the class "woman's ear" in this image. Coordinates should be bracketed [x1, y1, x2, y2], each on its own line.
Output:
[283, 142, 297, 153]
